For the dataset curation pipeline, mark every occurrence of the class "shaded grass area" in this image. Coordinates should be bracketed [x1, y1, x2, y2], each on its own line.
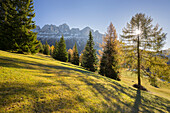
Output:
[0, 50, 170, 112]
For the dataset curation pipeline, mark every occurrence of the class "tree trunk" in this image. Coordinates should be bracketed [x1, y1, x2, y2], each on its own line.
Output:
[137, 35, 141, 88]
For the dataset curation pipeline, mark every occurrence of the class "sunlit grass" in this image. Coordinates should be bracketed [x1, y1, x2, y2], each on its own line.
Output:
[120, 69, 170, 100]
[0, 50, 169, 112]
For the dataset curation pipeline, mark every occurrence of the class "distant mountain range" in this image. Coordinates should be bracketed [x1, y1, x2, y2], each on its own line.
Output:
[33, 23, 103, 53]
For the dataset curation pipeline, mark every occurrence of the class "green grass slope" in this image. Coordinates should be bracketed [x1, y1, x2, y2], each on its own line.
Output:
[120, 69, 170, 101]
[0, 50, 169, 113]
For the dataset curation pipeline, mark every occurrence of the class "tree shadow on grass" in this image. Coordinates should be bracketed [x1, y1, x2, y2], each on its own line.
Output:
[74, 76, 131, 112]
[131, 89, 141, 113]
[76, 74, 170, 112]
[22, 55, 48, 61]
[0, 81, 59, 112]
[0, 56, 40, 70]
[1, 55, 170, 112]
[0, 56, 91, 75]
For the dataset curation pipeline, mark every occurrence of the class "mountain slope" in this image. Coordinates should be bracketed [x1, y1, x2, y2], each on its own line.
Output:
[0, 50, 169, 112]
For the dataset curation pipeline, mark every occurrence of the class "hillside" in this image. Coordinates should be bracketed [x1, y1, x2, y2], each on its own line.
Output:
[0, 50, 169, 112]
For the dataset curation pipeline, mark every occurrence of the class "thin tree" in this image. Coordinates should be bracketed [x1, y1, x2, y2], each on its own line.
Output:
[121, 13, 166, 88]
[82, 31, 97, 72]
[57, 35, 68, 62]
[38, 41, 44, 53]
[50, 45, 54, 55]
[43, 41, 50, 55]
[68, 48, 73, 62]
[99, 23, 120, 80]
[79, 51, 84, 66]
[72, 43, 79, 65]
[53, 40, 58, 59]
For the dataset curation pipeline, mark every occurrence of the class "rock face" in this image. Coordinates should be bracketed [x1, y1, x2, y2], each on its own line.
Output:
[33, 23, 103, 53]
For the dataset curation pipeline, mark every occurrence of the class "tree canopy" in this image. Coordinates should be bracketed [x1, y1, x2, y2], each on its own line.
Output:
[81, 31, 97, 72]
[72, 43, 79, 65]
[121, 13, 167, 87]
[57, 35, 68, 62]
[0, 0, 39, 54]
[99, 23, 121, 80]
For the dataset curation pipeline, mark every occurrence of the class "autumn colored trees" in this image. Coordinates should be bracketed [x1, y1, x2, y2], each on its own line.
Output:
[99, 23, 121, 80]
[121, 13, 167, 87]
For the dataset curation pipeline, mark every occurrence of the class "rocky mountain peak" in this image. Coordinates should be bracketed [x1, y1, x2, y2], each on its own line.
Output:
[41, 24, 59, 33]
[70, 28, 80, 35]
[81, 26, 94, 36]
[59, 23, 70, 33]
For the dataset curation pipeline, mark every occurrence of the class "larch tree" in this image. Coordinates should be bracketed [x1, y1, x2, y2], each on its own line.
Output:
[121, 13, 166, 88]
[79, 49, 85, 66]
[99, 23, 121, 81]
[0, 0, 39, 54]
[72, 42, 79, 65]
[57, 35, 68, 62]
[68, 48, 73, 62]
[50, 45, 54, 55]
[82, 31, 97, 72]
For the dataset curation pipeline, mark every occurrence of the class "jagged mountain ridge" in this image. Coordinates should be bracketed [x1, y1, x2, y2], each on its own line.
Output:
[33, 23, 103, 53]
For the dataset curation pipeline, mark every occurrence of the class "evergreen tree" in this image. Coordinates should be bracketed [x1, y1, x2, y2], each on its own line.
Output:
[43, 41, 50, 55]
[68, 48, 73, 62]
[38, 41, 44, 53]
[72, 43, 79, 65]
[121, 13, 166, 88]
[0, 0, 39, 54]
[82, 31, 97, 72]
[43, 44, 45, 52]
[99, 23, 120, 80]
[0, 0, 17, 50]
[99, 51, 107, 77]
[57, 35, 68, 62]
[53, 40, 58, 59]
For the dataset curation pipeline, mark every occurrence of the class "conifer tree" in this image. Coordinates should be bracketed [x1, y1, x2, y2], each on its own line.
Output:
[43, 44, 45, 52]
[43, 41, 50, 55]
[0, 0, 17, 50]
[82, 31, 97, 72]
[68, 48, 73, 62]
[38, 41, 44, 53]
[53, 40, 58, 59]
[72, 43, 79, 65]
[57, 35, 68, 62]
[121, 13, 166, 88]
[0, 0, 39, 53]
[99, 23, 120, 80]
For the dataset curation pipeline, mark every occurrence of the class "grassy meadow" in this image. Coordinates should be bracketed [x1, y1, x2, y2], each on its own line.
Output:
[120, 69, 170, 100]
[0, 50, 170, 112]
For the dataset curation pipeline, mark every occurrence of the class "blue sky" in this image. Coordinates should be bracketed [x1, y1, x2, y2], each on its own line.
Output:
[33, 0, 170, 49]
